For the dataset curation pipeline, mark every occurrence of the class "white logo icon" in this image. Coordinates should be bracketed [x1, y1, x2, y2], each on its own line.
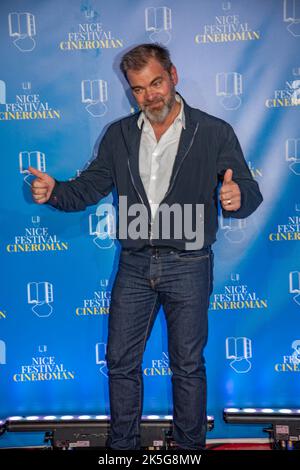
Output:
[27, 282, 54, 317]
[8, 12, 36, 52]
[226, 336, 252, 373]
[291, 340, 300, 364]
[222, 2, 231, 10]
[22, 81, 31, 90]
[19, 150, 46, 185]
[0, 80, 6, 104]
[285, 139, 300, 175]
[89, 203, 116, 249]
[291, 79, 300, 102]
[219, 214, 247, 243]
[145, 6, 172, 45]
[289, 271, 300, 306]
[0, 340, 6, 365]
[293, 67, 300, 76]
[83, 6, 96, 19]
[95, 342, 108, 377]
[284, 0, 300, 37]
[216, 72, 243, 110]
[81, 80, 108, 117]
[31, 216, 40, 225]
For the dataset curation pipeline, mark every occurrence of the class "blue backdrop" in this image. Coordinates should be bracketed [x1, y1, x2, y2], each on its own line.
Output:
[0, 0, 300, 441]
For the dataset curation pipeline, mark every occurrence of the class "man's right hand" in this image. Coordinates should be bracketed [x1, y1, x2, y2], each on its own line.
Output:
[28, 166, 56, 204]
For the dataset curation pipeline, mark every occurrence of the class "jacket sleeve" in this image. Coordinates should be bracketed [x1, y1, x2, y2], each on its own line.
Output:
[48, 130, 114, 212]
[217, 122, 263, 219]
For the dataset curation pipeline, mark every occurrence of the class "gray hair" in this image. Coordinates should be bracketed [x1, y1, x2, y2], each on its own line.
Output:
[120, 43, 173, 79]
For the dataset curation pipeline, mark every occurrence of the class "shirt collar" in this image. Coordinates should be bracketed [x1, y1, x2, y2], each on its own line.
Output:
[137, 93, 186, 130]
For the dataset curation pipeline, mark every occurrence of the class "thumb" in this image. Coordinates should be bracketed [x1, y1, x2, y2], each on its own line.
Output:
[223, 168, 233, 184]
[28, 166, 47, 179]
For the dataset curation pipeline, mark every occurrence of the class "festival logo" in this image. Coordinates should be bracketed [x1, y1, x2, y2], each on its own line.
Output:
[95, 342, 108, 377]
[219, 214, 247, 243]
[195, 2, 260, 44]
[144, 352, 172, 377]
[145, 6, 172, 45]
[19, 150, 46, 186]
[0, 80, 6, 104]
[268, 205, 300, 241]
[226, 336, 252, 373]
[27, 281, 54, 318]
[6, 215, 69, 254]
[286, 138, 300, 175]
[247, 161, 263, 179]
[89, 202, 116, 249]
[8, 12, 36, 52]
[289, 271, 300, 306]
[0, 81, 61, 121]
[274, 340, 300, 372]
[265, 73, 300, 108]
[216, 72, 243, 110]
[59, 6, 123, 51]
[0, 309, 7, 320]
[81, 79, 108, 117]
[13, 345, 75, 382]
[76, 280, 111, 316]
[210, 273, 268, 311]
[283, 0, 300, 37]
[0, 340, 6, 365]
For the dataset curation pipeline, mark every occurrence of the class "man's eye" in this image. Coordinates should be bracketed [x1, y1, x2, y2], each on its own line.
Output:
[153, 81, 162, 87]
[133, 88, 142, 94]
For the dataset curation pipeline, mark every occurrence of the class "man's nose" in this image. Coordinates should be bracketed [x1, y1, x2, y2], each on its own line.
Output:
[144, 88, 155, 101]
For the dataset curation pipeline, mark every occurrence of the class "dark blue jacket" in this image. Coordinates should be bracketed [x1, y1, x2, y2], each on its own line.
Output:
[49, 99, 263, 250]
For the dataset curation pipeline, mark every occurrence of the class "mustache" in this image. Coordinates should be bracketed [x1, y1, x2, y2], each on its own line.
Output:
[144, 98, 164, 106]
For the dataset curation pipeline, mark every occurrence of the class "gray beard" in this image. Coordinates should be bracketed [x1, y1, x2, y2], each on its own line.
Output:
[143, 90, 176, 124]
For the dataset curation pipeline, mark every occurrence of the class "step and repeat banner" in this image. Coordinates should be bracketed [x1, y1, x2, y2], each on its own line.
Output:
[0, 0, 299, 440]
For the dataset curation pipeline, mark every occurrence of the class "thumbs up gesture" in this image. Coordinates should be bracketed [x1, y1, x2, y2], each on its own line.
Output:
[220, 169, 241, 211]
[28, 166, 56, 204]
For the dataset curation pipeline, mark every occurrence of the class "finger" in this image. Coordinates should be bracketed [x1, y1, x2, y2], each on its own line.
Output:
[220, 192, 240, 202]
[221, 198, 241, 210]
[33, 194, 48, 202]
[28, 166, 47, 179]
[223, 168, 233, 184]
[222, 202, 241, 211]
[220, 187, 234, 197]
[32, 187, 48, 196]
[31, 180, 49, 189]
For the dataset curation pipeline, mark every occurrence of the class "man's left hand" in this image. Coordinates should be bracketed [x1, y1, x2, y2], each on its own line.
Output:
[220, 169, 241, 211]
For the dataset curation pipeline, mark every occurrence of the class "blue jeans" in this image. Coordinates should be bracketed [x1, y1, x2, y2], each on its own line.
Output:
[106, 246, 213, 449]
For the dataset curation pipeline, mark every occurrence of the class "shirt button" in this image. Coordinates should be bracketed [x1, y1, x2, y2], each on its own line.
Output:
[151, 175, 156, 180]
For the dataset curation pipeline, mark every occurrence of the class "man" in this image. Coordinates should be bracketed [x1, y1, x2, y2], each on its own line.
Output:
[29, 44, 263, 450]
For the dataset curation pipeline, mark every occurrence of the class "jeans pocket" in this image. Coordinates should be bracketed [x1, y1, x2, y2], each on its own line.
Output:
[174, 251, 210, 262]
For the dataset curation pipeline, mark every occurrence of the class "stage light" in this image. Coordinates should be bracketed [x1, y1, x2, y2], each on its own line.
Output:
[223, 407, 300, 450]
[2, 414, 214, 449]
[224, 407, 300, 423]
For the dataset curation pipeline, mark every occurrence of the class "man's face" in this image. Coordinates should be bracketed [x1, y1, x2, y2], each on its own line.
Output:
[126, 58, 178, 124]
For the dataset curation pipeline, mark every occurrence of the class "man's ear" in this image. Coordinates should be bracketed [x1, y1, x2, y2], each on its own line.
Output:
[169, 65, 178, 86]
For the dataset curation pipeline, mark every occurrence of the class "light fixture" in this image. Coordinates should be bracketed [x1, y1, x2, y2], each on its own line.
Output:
[223, 407, 300, 450]
[2, 414, 214, 449]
